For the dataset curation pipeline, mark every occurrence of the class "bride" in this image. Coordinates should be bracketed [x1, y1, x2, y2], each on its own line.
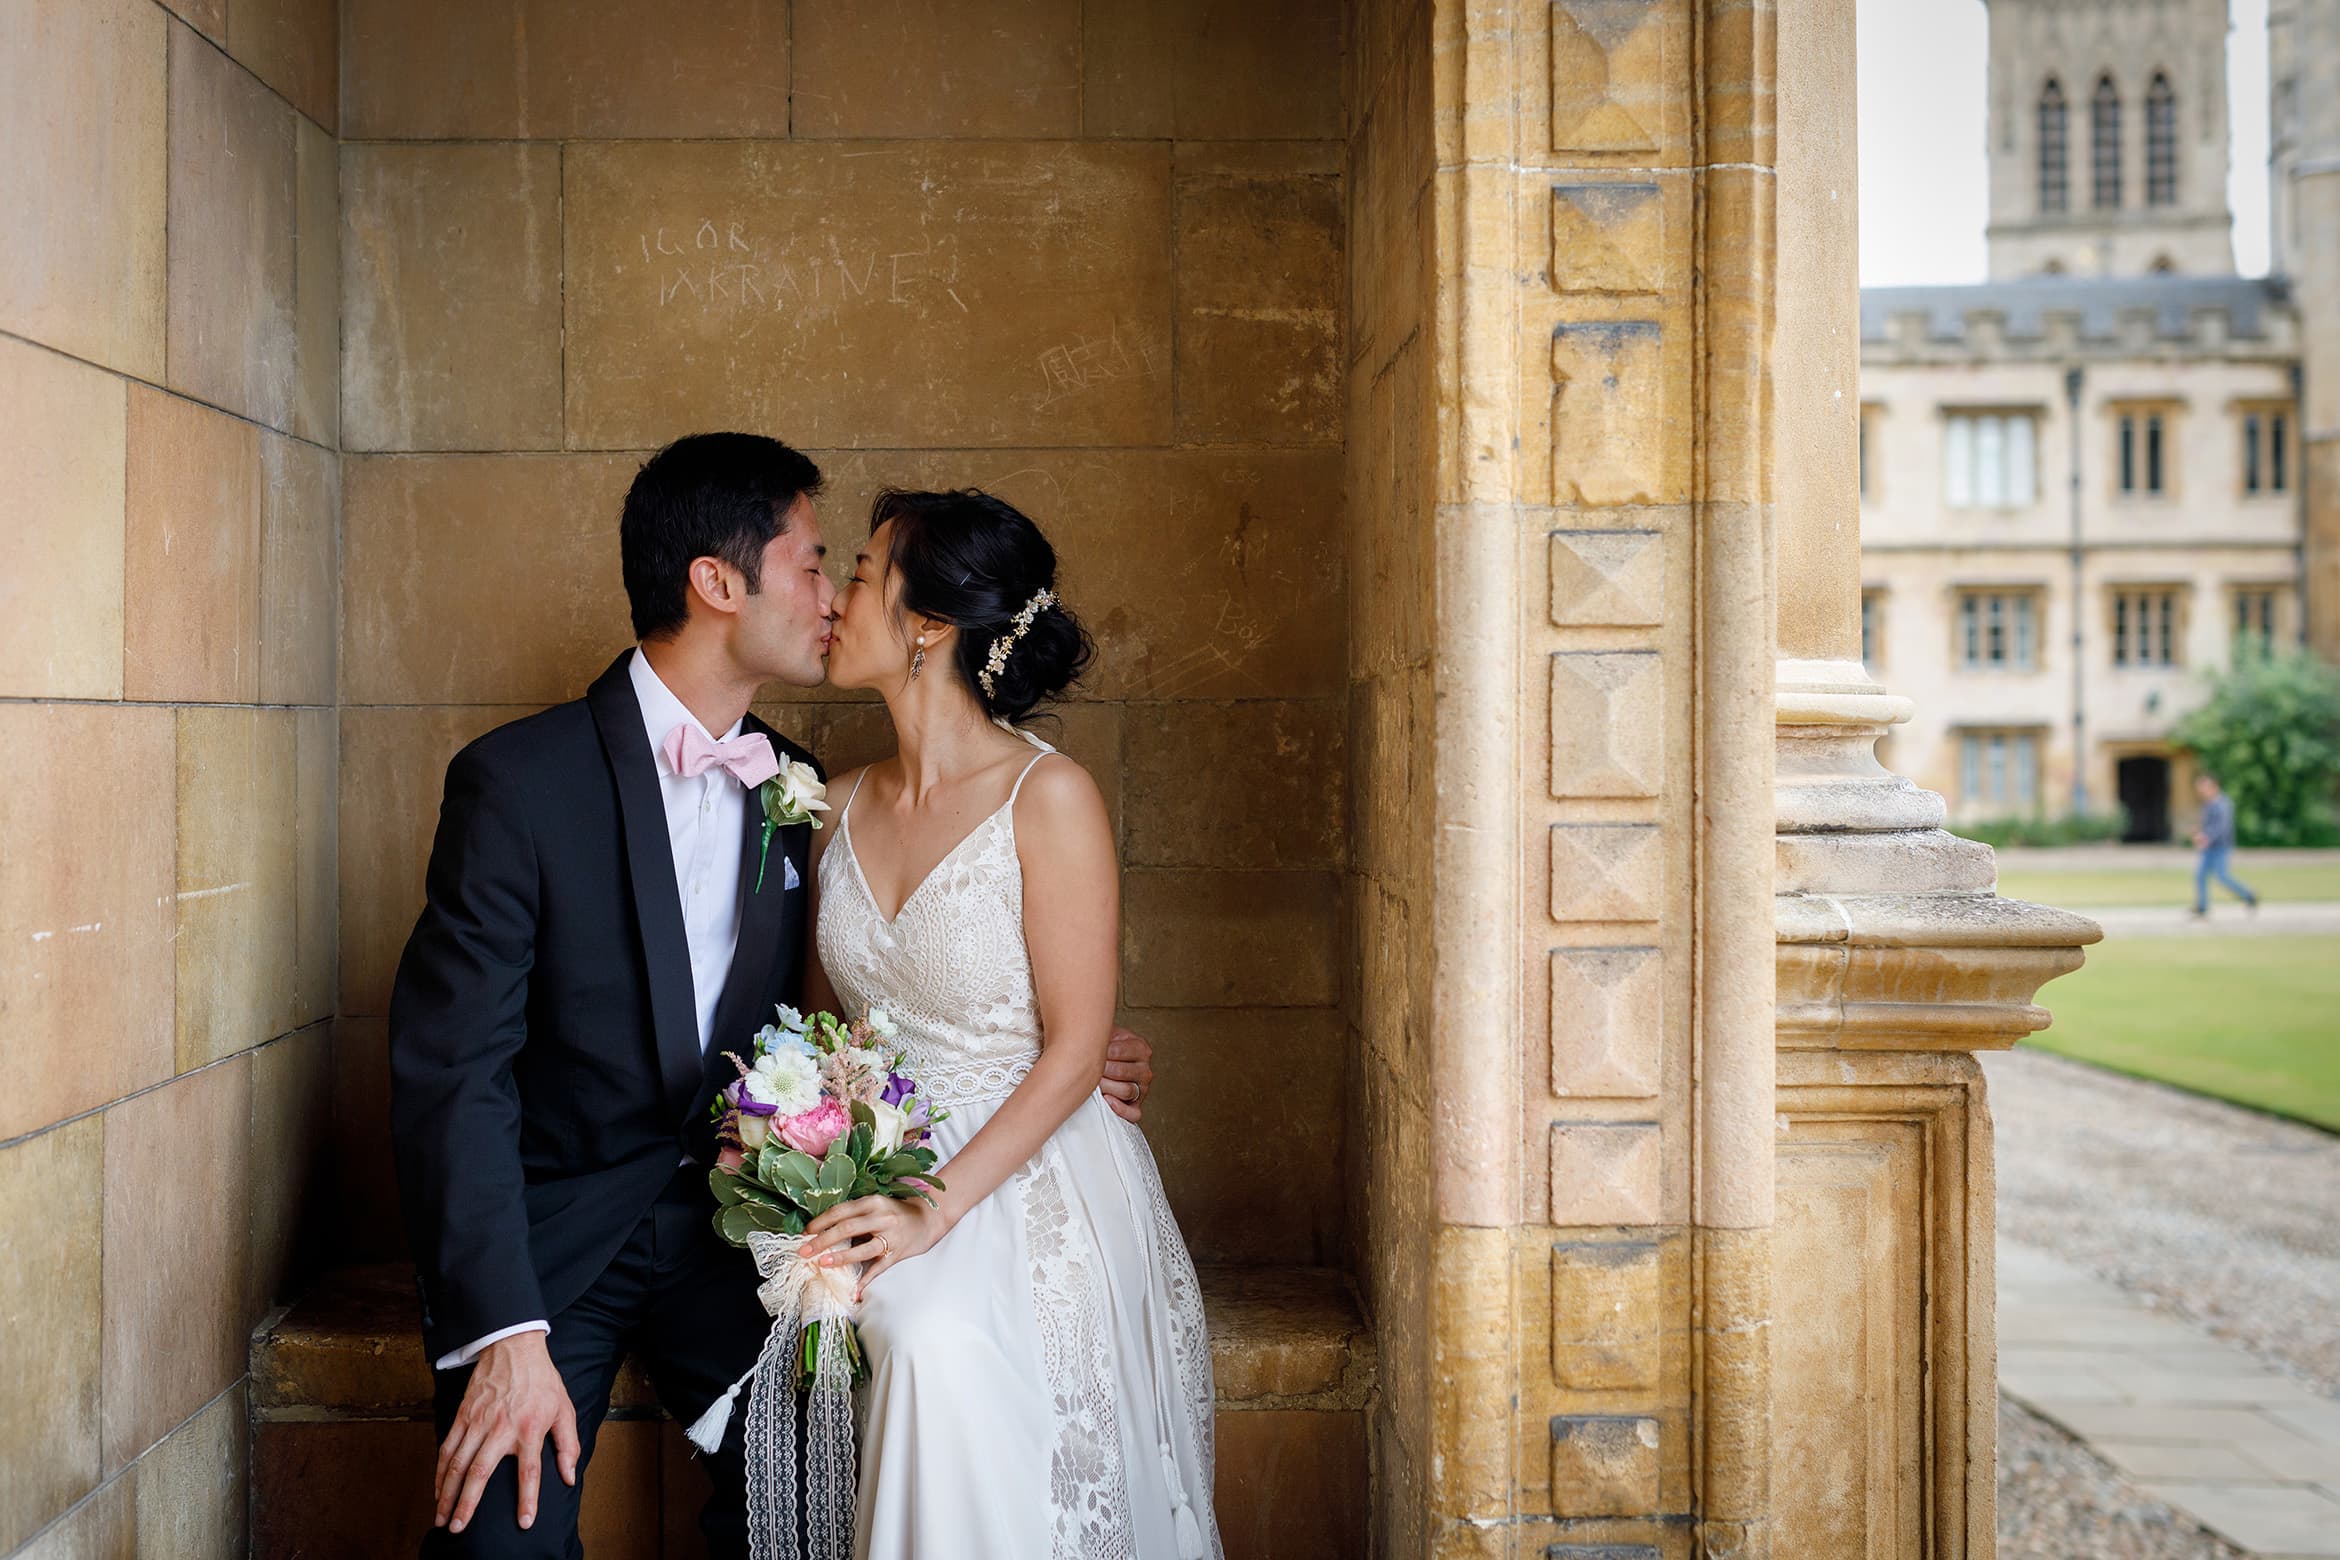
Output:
[792, 488, 1221, 1560]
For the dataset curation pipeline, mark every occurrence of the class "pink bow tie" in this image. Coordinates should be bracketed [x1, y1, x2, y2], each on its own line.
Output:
[661, 723, 780, 788]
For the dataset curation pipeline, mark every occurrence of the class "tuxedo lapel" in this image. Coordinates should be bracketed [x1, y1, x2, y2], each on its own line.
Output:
[584, 653, 704, 1118]
[698, 712, 797, 1104]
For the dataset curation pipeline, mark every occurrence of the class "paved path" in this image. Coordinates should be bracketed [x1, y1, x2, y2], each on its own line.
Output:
[1990, 1049, 2340, 1557]
[2082, 901, 2340, 937]
[2002, 1242, 2340, 1556]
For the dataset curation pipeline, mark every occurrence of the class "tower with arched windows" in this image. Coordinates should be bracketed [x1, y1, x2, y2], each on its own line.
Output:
[1985, 0, 2237, 278]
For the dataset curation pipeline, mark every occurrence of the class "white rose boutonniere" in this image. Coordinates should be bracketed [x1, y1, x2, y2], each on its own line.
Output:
[755, 758, 829, 892]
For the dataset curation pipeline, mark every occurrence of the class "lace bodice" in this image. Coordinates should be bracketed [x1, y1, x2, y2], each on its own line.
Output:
[815, 734, 1053, 1108]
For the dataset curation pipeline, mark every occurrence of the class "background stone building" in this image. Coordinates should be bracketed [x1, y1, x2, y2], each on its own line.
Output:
[1860, 0, 2336, 838]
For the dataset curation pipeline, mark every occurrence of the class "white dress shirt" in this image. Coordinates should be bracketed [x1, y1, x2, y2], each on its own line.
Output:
[434, 647, 753, 1370]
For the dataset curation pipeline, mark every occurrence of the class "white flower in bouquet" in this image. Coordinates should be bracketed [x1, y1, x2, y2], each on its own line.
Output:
[864, 1097, 910, 1156]
[742, 1046, 822, 1118]
[865, 1006, 900, 1040]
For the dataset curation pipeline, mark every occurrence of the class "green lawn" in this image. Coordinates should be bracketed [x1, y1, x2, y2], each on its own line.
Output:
[2029, 935, 2340, 1130]
[1997, 861, 2340, 908]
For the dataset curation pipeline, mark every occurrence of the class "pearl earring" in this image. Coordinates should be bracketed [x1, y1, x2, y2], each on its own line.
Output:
[911, 635, 926, 681]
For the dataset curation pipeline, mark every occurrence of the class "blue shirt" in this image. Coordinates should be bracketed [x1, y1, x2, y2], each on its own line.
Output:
[2201, 793, 2235, 849]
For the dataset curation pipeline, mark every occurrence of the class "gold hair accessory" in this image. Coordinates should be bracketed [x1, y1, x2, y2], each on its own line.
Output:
[978, 588, 1057, 697]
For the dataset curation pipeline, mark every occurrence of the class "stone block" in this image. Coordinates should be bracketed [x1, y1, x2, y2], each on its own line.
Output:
[1550, 183, 1670, 295]
[0, 0, 167, 379]
[250, 1420, 431, 1558]
[1550, 947, 1662, 1098]
[1175, 150, 1343, 445]
[1550, 1415, 1662, 1518]
[124, 386, 261, 704]
[1550, 321, 1676, 506]
[1084, 0, 1345, 140]
[563, 141, 1173, 451]
[337, 707, 531, 1018]
[228, 0, 336, 129]
[1124, 701, 1345, 869]
[1121, 871, 1339, 1008]
[1548, 0, 1690, 160]
[294, 708, 339, 1026]
[167, 23, 297, 430]
[259, 431, 337, 706]
[249, 1026, 333, 1318]
[0, 704, 177, 1141]
[1213, 1410, 1367, 1560]
[176, 707, 300, 1070]
[1549, 823, 1661, 922]
[16, 1474, 132, 1560]
[800, 448, 1346, 701]
[1549, 528, 1664, 626]
[1550, 1239, 1661, 1391]
[133, 1385, 247, 1560]
[1200, 1268, 1371, 1406]
[341, 0, 791, 140]
[0, 336, 127, 699]
[1549, 1123, 1661, 1227]
[293, 116, 340, 446]
[102, 1059, 253, 1471]
[340, 144, 564, 452]
[341, 455, 636, 704]
[792, 0, 1081, 137]
[1125, 1008, 1346, 1264]
[1549, 652, 1664, 798]
[0, 1120, 104, 1553]
[156, 0, 223, 42]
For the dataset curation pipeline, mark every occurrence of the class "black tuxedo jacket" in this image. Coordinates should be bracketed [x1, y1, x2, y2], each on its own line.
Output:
[388, 651, 819, 1362]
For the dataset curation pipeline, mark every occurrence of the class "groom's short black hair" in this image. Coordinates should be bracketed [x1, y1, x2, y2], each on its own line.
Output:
[621, 432, 825, 640]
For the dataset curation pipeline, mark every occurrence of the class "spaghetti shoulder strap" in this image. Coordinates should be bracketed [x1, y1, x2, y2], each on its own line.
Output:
[1006, 747, 1054, 808]
[839, 766, 872, 824]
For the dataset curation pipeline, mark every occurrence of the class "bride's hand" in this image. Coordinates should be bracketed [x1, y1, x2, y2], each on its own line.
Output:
[802, 1194, 949, 1300]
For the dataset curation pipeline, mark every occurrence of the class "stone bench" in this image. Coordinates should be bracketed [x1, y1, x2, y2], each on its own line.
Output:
[251, 1264, 1372, 1560]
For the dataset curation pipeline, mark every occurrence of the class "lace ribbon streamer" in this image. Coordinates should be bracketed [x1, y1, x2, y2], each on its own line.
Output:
[682, 1231, 860, 1560]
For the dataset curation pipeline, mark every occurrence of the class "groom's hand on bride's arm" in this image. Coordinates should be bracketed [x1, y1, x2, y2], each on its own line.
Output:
[1102, 1025, 1155, 1123]
[436, 1331, 579, 1535]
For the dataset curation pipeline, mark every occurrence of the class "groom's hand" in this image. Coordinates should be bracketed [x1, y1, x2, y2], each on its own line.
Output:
[436, 1331, 579, 1535]
[1102, 1025, 1155, 1123]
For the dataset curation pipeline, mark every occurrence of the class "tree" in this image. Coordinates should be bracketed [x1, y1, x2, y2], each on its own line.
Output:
[2173, 652, 2340, 847]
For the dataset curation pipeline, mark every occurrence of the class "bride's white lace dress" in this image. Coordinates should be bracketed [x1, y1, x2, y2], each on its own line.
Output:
[816, 733, 1221, 1560]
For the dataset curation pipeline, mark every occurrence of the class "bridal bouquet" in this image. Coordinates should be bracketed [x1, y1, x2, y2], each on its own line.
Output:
[686, 1005, 947, 1560]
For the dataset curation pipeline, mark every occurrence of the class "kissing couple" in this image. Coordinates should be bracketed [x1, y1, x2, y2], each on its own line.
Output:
[389, 433, 1221, 1558]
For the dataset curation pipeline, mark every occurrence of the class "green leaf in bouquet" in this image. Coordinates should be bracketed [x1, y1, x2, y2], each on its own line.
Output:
[714, 1204, 761, 1246]
[755, 1141, 788, 1186]
[760, 1149, 812, 1193]
[849, 1100, 875, 1131]
[709, 1169, 749, 1207]
[816, 1150, 854, 1196]
[846, 1122, 873, 1164]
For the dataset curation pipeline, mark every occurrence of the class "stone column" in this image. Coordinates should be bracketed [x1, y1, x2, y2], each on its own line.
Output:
[1417, 1, 1781, 1553]
[1768, 3, 2100, 1556]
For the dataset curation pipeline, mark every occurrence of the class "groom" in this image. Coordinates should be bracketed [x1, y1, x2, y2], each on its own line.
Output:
[388, 432, 1158, 1557]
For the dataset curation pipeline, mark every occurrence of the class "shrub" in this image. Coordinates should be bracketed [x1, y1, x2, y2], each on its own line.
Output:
[1957, 811, 2129, 848]
[2173, 651, 2340, 847]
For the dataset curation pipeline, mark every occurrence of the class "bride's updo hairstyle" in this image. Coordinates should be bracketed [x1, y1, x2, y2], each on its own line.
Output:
[869, 487, 1094, 723]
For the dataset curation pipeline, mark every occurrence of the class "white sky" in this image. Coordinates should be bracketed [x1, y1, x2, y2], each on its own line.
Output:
[1856, 0, 2272, 284]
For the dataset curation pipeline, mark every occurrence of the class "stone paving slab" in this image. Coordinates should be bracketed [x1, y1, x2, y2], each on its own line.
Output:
[2083, 902, 2340, 938]
[2002, 1240, 2340, 1556]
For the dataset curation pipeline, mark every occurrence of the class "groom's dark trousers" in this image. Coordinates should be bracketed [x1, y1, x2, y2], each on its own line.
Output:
[392, 653, 819, 1559]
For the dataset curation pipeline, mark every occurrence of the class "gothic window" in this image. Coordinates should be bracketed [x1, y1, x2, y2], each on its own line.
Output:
[1957, 590, 2041, 670]
[2115, 405, 2173, 496]
[1958, 729, 2044, 813]
[2242, 405, 2292, 495]
[2092, 75, 2123, 209]
[2038, 78, 2070, 213]
[2146, 73, 2178, 206]
[1943, 411, 2038, 508]
[2232, 588, 2279, 659]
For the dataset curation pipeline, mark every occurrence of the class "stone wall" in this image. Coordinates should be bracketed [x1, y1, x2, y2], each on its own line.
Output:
[1342, 0, 1439, 1547]
[326, 0, 1355, 1283]
[0, 1, 341, 1557]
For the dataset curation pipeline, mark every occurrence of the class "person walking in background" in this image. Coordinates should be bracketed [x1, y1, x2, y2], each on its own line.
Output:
[2190, 773, 2259, 918]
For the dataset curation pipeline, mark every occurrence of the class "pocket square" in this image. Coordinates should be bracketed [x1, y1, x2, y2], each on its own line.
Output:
[783, 858, 801, 892]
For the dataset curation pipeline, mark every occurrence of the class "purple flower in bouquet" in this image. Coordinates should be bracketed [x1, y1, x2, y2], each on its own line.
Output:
[879, 1072, 915, 1107]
